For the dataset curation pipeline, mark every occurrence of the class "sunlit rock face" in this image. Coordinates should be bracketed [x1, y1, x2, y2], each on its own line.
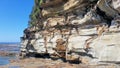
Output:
[20, 0, 120, 63]
[112, 0, 120, 13]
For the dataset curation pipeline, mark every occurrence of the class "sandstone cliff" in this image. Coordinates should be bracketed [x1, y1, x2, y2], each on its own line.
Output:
[20, 0, 120, 64]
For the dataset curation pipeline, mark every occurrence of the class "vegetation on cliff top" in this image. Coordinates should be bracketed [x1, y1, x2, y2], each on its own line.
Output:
[29, 0, 43, 27]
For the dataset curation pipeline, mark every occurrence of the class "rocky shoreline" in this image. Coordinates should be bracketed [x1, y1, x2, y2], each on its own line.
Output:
[0, 51, 17, 57]
[1, 57, 120, 68]
[1, 0, 120, 68]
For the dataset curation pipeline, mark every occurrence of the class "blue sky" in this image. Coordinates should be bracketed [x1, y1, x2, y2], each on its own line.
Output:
[0, 0, 34, 42]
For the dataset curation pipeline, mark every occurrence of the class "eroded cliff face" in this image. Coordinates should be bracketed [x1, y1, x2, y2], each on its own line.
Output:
[20, 0, 120, 63]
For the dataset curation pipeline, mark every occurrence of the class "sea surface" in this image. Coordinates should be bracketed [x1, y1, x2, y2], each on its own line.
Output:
[0, 56, 10, 65]
[0, 42, 20, 66]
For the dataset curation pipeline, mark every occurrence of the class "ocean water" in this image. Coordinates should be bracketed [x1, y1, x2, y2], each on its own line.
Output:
[0, 56, 9, 65]
[0, 42, 20, 52]
[0, 42, 20, 66]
